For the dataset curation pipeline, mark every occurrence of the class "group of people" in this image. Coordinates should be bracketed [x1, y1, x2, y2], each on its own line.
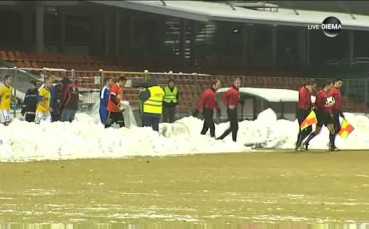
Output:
[1, 73, 346, 151]
[193, 76, 345, 150]
[194, 77, 242, 142]
[98, 75, 242, 142]
[0, 75, 80, 125]
[99, 75, 179, 131]
[296, 78, 344, 151]
[99, 76, 127, 128]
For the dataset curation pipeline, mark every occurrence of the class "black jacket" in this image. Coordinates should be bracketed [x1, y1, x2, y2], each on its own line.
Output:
[62, 84, 79, 110]
[139, 76, 158, 102]
[51, 84, 63, 113]
[21, 88, 38, 115]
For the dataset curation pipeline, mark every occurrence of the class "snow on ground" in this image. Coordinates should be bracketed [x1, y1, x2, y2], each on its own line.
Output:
[0, 108, 368, 162]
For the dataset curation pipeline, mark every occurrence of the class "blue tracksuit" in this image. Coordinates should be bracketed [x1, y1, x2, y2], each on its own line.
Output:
[99, 86, 110, 123]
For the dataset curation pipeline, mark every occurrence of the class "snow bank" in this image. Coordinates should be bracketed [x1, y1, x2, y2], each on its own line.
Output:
[0, 108, 368, 162]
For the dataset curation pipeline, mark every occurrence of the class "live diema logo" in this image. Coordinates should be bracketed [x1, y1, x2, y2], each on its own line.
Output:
[308, 16, 342, 37]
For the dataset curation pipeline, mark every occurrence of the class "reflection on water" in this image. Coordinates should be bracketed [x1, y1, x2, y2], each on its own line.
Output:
[0, 222, 369, 229]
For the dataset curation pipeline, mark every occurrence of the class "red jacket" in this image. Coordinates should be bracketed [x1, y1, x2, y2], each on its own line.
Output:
[196, 88, 219, 112]
[315, 89, 332, 114]
[222, 87, 240, 108]
[298, 86, 313, 110]
[328, 87, 342, 112]
[107, 83, 122, 112]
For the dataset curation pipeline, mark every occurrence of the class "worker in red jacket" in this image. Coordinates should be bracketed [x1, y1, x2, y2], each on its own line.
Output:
[327, 78, 344, 150]
[295, 79, 317, 151]
[303, 80, 337, 151]
[329, 79, 344, 125]
[217, 77, 241, 142]
[194, 80, 221, 138]
[105, 76, 126, 128]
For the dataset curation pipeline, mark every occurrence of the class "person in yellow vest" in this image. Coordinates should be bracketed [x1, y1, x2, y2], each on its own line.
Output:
[35, 77, 53, 124]
[162, 79, 179, 123]
[0, 75, 17, 126]
[139, 76, 164, 132]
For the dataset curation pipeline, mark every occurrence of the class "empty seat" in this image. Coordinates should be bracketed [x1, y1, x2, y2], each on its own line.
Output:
[30, 61, 39, 68]
[14, 51, 23, 60]
[34, 52, 44, 61]
[0, 51, 8, 60]
[15, 60, 25, 68]
[28, 52, 37, 60]
[7, 51, 16, 61]
[43, 52, 53, 61]
[24, 60, 32, 68]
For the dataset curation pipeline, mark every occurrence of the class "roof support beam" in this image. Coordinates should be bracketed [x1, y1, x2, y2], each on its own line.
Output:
[348, 30, 354, 67]
[89, 1, 209, 22]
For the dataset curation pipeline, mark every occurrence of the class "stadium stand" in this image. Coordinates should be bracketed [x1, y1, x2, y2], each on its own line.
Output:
[0, 50, 366, 113]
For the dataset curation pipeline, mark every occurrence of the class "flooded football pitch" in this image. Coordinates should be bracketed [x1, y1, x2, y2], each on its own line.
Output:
[1, 150, 369, 227]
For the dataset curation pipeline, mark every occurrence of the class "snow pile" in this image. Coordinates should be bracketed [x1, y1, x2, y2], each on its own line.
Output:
[0, 114, 246, 163]
[238, 109, 369, 150]
[0, 108, 368, 162]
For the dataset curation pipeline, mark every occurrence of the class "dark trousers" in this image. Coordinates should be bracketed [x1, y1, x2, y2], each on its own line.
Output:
[163, 106, 176, 123]
[201, 108, 215, 137]
[25, 114, 35, 122]
[296, 109, 312, 147]
[61, 109, 76, 123]
[51, 103, 61, 122]
[332, 111, 341, 133]
[328, 110, 341, 148]
[105, 111, 125, 128]
[143, 116, 160, 132]
[51, 111, 60, 122]
[218, 108, 238, 142]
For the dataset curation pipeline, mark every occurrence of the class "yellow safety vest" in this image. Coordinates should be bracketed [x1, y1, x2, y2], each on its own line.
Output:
[163, 86, 178, 103]
[143, 86, 164, 114]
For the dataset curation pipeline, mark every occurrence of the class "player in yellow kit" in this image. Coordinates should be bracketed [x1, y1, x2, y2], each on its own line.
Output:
[0, 75, 16, 126]
[35, 77, 53, 124]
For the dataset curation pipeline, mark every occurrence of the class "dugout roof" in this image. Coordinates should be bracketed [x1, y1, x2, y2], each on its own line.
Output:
[89, 0, 369, 31]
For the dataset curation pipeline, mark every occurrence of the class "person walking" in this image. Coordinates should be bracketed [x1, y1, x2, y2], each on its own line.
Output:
[99, 77, 113, 124]
[50, 79, 63, 122]
[35, 77, 52, 124]
[295, 79, 317, 151]
[194, 80, 221, 138]
[303, 80, 337, 151]
[162, 79, 179, 123]
[132, 77, 151, 127]
[217, 78, 241, 142]
[21, 80, 39, 122]
[328, 78, 344, 151]
[0, 75, 16, 126]
[105, 76, 126, 128]
[140, 76, 165, 132]
[61, 79, 79, 122]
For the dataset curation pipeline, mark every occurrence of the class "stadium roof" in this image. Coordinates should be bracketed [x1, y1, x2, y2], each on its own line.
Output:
[218, 87, 300, 103]
[90, 0, 369, 31]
